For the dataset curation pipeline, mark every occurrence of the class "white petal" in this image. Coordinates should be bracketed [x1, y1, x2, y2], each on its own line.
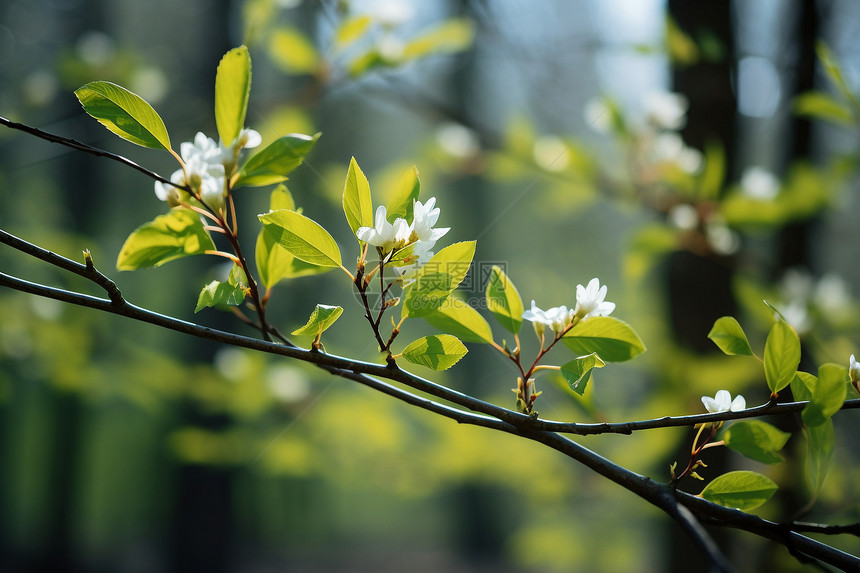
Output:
[714, 390, 732, 411]
[730, 395, 746, 411]
[701, 396, 719, 413]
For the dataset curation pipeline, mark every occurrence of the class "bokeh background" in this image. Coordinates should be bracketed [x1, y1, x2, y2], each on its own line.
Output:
[2, 0, 860, 571]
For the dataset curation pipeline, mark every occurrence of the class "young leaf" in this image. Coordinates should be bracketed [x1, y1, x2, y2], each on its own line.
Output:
[485, 265, 524, 335]
[402, 18, 474, 60]
[723, 420, 791, 465]
[292, 304, 343, 336]
[422, 297, 493, 344]
[385, 166, 420, 223]
[802, 363, 847, 427]
[560, 353, 606, 395]
[401, 241, 476, 318]
[268, 27, 320, 74]
[562, 317, 646, 363]
[258, 209, 342, 268]
[234, 133, 320, 188]
[807, 418, 835, 493]
[794, 91, 854, 126]
[215, 45, 252, 146]
[75, 81, 171, 150]
[401, 334, 468, 371]
[763, 320, 801, 394]
[195, 280, 247, 313]
[335, 15, 372, 49]
[790, 371, 817, 402]
[116, 209, 215, 270]
[708, 317, 754, 357]
[700, 471, 778, 511]
[342, 157, 374, 237]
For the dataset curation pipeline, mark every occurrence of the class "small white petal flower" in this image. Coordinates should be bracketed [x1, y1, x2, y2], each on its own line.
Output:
[575, 278, 615, 320]
[740, 167, 780, 200]
[702, 390, 746, 413]
[181, 132, 221, 165]
[644, 91, 688, 130]
[357, 206, 411, 252]
[522, 301, 573, 334]
[849, 354, 860, 384]
[410, 197, 450, 243]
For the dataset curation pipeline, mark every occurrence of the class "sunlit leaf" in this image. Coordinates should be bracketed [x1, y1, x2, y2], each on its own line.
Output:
[268, 27, 320, 74]
[423, 297, 493, 344]
[342, 156, 374, 237]
[485, 265, 524, 334]
[401, 334, 468, 371]
[794, 91, 854, 126]
[195, 280, 246, 313]
[708, 316, 754, 357]
[802, 363, 847, 427]
[562, 317, 646, 363]
[763, 320, 801, 394]
[385, 165, 420, 223]
[292, 304, 343, 336]
[116, 209, 215, 270]
[723, 420, 791, 465]
[258, 209, 342, 268]
[401, 241, 476, 318]
[75, 81, 170, 150]
[235, 133, 320, 187]
[335, 15, 372, 49]
[402, 18, 474, 60]
[700, 471, 778, 511]
[215, 45, 252, 145]
[560, 353, 605, 395]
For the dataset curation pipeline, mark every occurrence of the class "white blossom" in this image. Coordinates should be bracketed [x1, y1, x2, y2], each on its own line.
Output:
[850, 354, 860, 384]
[410, 197, 449, 244]
[575, 278, 615, 320]
[740, 167, 780, 200]
[523, 300, 574, 335]
[644, 91, 689, 130]
[702, 390, 746, 413]
[356, 206, 411, 252]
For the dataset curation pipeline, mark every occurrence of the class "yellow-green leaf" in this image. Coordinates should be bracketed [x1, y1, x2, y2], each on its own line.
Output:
[335, 15, 372, 49]
[385, 165, 420, 223]
[802, 363, 847, 427]
[562, 317, 646, 362]
[342, 156, 374, 237]
[794, 91, 855, 126]
[723, 420, 791, 465]
[402, 18, 474, 61]
[195, 280, 246, 313]
[215, 45, 252, 145]
[423, 297, 493, 344]
[401, 241, 476, 318]
[708, 316, 754, 356]
[764, 320, 801, 394]
[235, 133, 320, 187]
[258, 209, 342, 268]
[485, 265, 523, 335]
[116, 209, 215, 270]
[292, 304, 343, 336]
[268, 27, 320, 74]
[75, 81, 170, 150]
[401, 334, 468, 371]
[560, 353, 606, 395]
[700, 471, 778, 511]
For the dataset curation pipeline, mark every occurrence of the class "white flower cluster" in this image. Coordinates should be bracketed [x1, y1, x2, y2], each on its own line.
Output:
[357, 197, 450, 269]
[522, 278, 615, 337]
[154, 128, 261, 211]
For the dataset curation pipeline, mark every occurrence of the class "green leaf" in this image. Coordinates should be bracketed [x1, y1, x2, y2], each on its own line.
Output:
[560, 353, 606, 395]
[402, 18, 474, 61]
[75, 81, 170, 150]
[699, 139, 725, 200]
[195, 280, 246, 313]
[291, 304, 343, 336]
[802, 363, 847, 427]
[791, 371, 817, 402]
[723, 420, 791, 465]
[484, 265, 524, 334]
[807, 419, 834, 493]
[268, 27, 320, 74]
[385, 166, 420, 223]
[342, 157, 374, 237]
[235, 133, 320, 188]
[708, 316, 754, 356]
[215, 45, 252, 145]
[422, 297, 493, 344]
[816, 41, 856, 106]
[335, 15, 372, 49]
[700, 471, 778, 511]
[562, 317, 646, 363]
[401, 334, 468, 371]
[401, 241, 476, 318]
[116, 209, 215, 270]
[258, 209, 342, 268]
[794, 91, 854, 126]
[763, 320, 801, 394]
